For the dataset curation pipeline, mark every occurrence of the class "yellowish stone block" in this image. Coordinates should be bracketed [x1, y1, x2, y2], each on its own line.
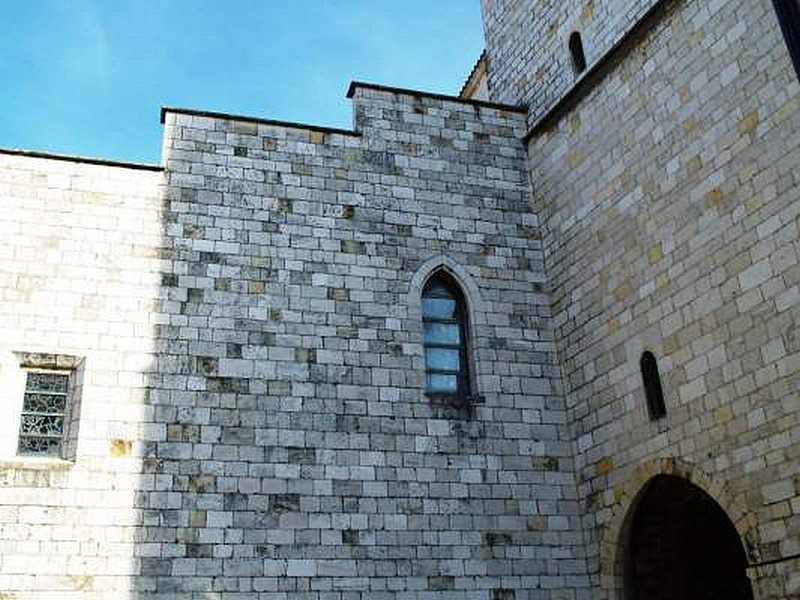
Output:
[70, 576, 93, 591]
[716, 405, 734, 423]
[706, 188, 723, 210]
[581, 1, 595, 21]
[613, 279, 633, 301]
[568, 149, 583, 168]
[739, 111, 759, 134]
[596, 456, 614, 476]
[648, 242, 662, 264]
[110, 438, 132, 457]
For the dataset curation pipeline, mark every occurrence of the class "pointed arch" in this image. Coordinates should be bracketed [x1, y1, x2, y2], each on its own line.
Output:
[597, 458, 761, 599]
[622, 474, 753, 599]
[407, 255, 485, 318]
[407, 256, 486, 401]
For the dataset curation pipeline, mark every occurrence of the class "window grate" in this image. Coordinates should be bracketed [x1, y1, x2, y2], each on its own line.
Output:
[17, 371, 70, 457]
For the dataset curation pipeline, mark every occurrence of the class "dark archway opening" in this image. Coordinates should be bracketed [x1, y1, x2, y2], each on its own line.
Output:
[625, 475, 753, 600]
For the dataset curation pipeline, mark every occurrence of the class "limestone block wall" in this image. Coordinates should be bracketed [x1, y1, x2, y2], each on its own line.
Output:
[481, 0, 660, 123]
[136, 85, 587, 598]
[0, 152, 164, 596]
[525, 0, 800, 597]
[0, 85, 591, 597]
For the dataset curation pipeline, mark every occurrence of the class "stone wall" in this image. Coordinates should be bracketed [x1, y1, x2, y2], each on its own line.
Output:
[481, 0, 660, 123]
[523, 0, 800, 597]
[138, 86, 586, 598]
[0, 152, 164, 596]
[2, 0, 798, 597]
[0, 86, 590, 598]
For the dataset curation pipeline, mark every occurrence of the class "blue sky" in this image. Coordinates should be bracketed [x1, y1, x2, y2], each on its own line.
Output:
[0, 0, 484, 164]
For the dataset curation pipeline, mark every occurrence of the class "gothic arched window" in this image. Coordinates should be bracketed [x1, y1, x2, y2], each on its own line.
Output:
[422, 273, 471, 398]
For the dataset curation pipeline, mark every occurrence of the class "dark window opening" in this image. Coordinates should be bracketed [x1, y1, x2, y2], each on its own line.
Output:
[422, 272, 471, 398]
[569, 31, 587, 75]
[640, 351, 666, 420]
[773, 0, 800, 81]
[625, 475, 754, 600]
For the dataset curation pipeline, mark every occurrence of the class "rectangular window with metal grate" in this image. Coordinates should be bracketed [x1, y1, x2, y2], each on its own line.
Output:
[17, 370, 70, 457]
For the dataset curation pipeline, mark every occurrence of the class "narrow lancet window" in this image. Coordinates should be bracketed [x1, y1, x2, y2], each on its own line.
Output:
[569, 31, 587, 75]
[640, 351, 666, 421]
[422, 273, 470, 398]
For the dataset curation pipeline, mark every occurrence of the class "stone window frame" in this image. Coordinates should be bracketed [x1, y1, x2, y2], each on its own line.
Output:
[421, 271, 473, 400]
[13, 352, 85, 462]
[408, 256, 486, 409]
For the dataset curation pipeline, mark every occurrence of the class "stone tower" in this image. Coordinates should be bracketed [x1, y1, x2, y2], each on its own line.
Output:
[480, 0, 800, 597]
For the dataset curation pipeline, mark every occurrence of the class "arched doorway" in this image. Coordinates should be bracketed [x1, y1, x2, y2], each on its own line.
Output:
[624, 474, 753, 600]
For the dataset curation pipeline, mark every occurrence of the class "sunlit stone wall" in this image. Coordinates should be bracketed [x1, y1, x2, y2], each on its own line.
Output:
[0, 153, 163, 597]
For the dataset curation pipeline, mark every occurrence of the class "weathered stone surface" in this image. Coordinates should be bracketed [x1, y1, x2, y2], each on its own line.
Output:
[0, 0, 797, 598]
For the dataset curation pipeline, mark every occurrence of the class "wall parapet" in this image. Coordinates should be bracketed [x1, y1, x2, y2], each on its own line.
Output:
[0, 146, 163, 171]
[160, 106, 362, 138]
[347, 80, 526, 113]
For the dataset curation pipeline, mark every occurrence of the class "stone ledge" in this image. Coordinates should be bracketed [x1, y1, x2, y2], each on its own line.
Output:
[347, 80, 527, 113]
[0, 146, 163, 171]
[160, 106, 361, 137]
[0, 457, 73, 471]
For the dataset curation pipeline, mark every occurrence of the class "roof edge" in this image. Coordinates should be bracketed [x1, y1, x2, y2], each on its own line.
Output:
[459, 50, 488, 98]
[160, 106, 361, 137]
[346, 80, 526, 113]
[0, 147, 163, 171]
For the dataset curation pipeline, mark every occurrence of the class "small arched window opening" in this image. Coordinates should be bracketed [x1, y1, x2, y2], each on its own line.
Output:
[569, 31, 587, 75]
[422, 272, 471, 398]
[640, 351, 666, 420]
